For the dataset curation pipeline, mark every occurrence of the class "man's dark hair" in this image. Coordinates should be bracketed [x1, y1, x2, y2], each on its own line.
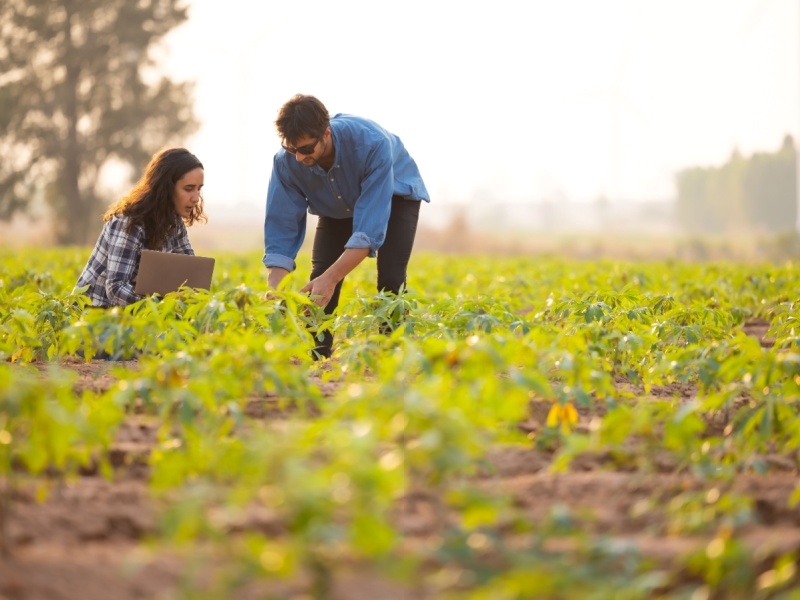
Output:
[275, 94, 330, 145]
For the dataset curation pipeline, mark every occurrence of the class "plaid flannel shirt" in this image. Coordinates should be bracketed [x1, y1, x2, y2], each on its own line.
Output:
[75, 215, 194, 307]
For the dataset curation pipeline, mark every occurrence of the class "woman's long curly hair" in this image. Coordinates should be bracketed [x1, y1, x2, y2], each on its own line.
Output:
[103, 148, 207, 250]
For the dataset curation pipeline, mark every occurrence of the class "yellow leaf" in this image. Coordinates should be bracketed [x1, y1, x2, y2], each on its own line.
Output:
[563, 403, 578, 425]
[546, 404, 560, 428]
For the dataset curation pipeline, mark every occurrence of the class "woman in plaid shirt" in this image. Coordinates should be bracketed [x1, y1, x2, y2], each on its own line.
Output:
[75, 148, 207, 307]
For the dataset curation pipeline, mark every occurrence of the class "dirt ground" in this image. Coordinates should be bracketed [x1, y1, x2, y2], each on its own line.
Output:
[1, 321, 798, 599]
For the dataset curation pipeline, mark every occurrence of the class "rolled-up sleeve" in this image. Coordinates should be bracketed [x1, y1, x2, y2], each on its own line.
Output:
[347, 141, 394, 257]
[263, 158, 309, 272]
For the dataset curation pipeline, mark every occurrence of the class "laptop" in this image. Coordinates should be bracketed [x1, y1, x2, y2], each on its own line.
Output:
[134, 250, 215, 296]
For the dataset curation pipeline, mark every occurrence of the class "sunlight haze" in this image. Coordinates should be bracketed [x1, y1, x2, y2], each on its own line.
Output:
[160, 0, 799, 212]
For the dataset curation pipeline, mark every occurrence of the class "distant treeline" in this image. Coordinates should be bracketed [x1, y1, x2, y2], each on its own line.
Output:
[676, 135, 797, 233]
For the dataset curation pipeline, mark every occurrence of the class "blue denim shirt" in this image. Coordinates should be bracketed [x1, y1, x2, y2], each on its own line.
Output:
[263, 113, 430, 272]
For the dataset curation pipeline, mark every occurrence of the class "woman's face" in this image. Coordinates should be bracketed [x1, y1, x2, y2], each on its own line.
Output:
[173, 167, 204, 218]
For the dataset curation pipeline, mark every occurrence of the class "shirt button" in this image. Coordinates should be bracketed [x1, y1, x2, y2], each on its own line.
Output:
[330, 178, 334, 182]
[337, 195, 343, 199]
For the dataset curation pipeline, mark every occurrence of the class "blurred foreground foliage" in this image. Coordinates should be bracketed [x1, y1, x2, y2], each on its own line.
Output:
[1, 248, 800, 598]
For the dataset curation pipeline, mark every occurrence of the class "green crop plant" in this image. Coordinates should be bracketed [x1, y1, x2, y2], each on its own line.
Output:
[767, 300, 800, 349]
[150, 413, 409, 596]
[682, 531, 757, 595]
[2, 248, 800, 596]
[664, 489, 754, 536]
[0, 363, 124, 556]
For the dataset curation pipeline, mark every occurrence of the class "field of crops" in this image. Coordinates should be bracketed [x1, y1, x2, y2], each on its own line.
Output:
[1, 248, 799, 600]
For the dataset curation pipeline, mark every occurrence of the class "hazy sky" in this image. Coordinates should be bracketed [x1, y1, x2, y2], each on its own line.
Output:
[160, 0, 799, 208]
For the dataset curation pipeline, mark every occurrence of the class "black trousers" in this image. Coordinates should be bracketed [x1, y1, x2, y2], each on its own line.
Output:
[310, 196, 421, 358]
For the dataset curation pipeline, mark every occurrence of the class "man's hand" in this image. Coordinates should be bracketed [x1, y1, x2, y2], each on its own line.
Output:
[265, 266, 290, 300]
[301, 275, 336, 307]
[300, 248, 370, 307]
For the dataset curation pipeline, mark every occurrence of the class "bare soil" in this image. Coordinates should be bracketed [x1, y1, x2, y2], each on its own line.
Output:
[1, 322, 797, 599]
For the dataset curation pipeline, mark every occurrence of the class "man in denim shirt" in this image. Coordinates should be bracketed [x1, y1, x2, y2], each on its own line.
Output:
[263, 94, 430, 359]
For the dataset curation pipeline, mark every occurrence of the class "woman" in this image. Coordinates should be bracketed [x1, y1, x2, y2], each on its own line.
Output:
[75, 147, 207, 307]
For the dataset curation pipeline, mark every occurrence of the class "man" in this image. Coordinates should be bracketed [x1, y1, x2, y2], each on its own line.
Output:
[263, 94, 430, 359]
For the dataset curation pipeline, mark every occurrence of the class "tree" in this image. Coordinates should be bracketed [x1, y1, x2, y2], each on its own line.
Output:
[0, 0, 198, 244]
[675, 136, 797, 234]
[743, 135, 797, 232]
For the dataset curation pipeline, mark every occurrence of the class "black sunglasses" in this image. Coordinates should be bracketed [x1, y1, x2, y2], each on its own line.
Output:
[282, 136, 322, 156]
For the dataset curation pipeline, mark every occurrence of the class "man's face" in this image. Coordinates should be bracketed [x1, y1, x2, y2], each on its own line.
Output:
[283, 133, 324, 167]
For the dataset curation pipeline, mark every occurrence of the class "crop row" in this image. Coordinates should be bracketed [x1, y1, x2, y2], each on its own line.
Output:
[1, 250, 799, 597]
